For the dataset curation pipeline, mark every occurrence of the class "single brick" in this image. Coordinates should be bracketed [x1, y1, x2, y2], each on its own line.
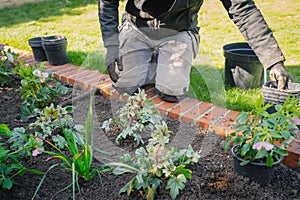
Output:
[85, 74, 110, 86]
[283, 152, 300, 168]
[93, 79, 112, 90]
[287, 139, 300, 155]
[168, 98, 201, 121]
[46, 64, 74, 74]
[181, 102, 214, 126]
[210, 110, 239, 138]
[74, 71, 104, 91]
[145, 87, 156, 98]
[156, 101, 180, 116]
[100, 84, 114, 100]
[58, 66, 82, 82]
[111, 89, 121, 101]
[18, 53, 32, 60]
[67, 70, 95, 85]
[52, 64, 78, 80]
[22, 56, 35, 64]
[213, 110, 239, 129]
[76, 71, 101, 82]
[74, 80, 92, 91]
[196, 106, 228, 129]
[151, 96, 164, 105]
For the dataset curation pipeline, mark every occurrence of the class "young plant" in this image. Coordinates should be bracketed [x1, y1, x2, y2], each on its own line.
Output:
[102, 88, 163, 146]
[110, 121, 200, 200]
[0, 45, 19, 86]
[224, 96, 300, 167]
[16, 63, 68, 119]
[0, 124, 43, 190]
[29, 103, 84, 149]
[33, 94, 111, 199]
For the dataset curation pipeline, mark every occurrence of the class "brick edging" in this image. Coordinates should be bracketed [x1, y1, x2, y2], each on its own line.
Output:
[5, 45, 300, 169]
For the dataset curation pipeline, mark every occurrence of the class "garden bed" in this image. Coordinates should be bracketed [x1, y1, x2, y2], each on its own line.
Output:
[0, 76, 299, 200]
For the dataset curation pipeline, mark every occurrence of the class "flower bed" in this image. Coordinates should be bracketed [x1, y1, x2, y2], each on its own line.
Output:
[0, 47, 299, 199]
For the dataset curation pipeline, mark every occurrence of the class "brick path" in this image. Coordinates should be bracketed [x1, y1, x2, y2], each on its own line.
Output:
[4, 45, 300, 169]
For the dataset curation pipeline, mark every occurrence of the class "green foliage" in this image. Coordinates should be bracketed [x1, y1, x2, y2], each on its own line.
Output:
[0, 45, 19, 86]
[34, 94, 110, 199]
[102, 88, 163, 146]
[16, 63, 68, 119]
[29, 103, 84, 149]
[0, 124, 12, 137]
[0, 124, 43, 190]
[224, 96, 300, 167]
[110, 122, 200, 200]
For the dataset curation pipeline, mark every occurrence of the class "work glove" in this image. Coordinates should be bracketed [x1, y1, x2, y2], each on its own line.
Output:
[269, 62, 292, 90]
[105, 46, 123, 83]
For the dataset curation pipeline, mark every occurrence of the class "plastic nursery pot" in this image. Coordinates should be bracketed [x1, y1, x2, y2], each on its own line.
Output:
[42, 35, 68, 66]
[28, 37, 47, 62]
[231, 145, 282, 186]
[223, 42, 264, 89]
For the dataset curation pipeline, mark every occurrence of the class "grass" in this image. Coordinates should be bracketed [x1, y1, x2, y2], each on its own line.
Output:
[0, 0, 299, 111]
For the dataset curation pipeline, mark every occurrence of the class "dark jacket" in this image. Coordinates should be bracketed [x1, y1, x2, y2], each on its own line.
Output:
[98, 0, 285, 68]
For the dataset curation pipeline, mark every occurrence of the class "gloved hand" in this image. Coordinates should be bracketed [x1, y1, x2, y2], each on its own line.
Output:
[105, 46, 123, 82]
[269, 62, 292, 90]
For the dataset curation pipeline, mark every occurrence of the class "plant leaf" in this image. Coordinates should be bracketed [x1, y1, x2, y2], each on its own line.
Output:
[236, 112, 249, 124]
[254, 150, 268, 159]
[241, 143, 251, 157]
[26, 168, 44, 175]
[280, 130, 291, 140]
[166, 174, 187, 200]
[0, 124, 11, 137]
[273, 148, 288, 157]
[173, 165, 192, 179]
[119, 178, 134, 196]
[266, 154, 274, 167]
[240, 160, 250, 166]
[3, 177, 13, 190]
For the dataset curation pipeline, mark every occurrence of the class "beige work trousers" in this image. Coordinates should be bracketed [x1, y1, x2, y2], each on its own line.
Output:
[114, 22, 195, 97]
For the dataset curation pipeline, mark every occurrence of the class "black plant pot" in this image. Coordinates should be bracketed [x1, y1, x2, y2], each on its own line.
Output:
[231, 145, 282, 186]
[223, 42, 264, 89]
[28, 37, 47, 62]
[42, 35, 68, 66]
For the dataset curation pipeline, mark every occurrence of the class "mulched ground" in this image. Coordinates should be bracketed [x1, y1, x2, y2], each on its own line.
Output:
[0, 76, 299, 200]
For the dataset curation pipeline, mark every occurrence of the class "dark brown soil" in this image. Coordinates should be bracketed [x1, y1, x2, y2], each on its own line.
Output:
[0, 76, 299, 200]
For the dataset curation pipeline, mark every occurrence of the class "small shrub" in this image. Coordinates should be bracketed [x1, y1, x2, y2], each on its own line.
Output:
[0, 45, 19, 86]
[110, 121, 200, 200]
[29, 103, 84, 149]
[102, 88, 163, 146]
[16, 63, 68, 119]
[0, 124, 43, 190]
[224, 96, 300, 167]
[33, 93, 111, 199]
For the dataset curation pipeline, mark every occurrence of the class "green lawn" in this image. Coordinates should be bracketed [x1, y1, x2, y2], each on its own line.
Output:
[1, 0, 299, 111]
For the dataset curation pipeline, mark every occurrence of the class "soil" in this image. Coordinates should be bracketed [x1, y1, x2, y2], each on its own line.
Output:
[0, 75, 299, 200]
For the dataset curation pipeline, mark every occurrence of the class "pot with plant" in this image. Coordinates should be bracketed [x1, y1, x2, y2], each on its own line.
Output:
[224, 96, 300, 186]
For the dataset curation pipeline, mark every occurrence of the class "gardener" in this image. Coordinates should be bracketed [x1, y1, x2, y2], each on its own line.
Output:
[98, 0, 292, 102]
